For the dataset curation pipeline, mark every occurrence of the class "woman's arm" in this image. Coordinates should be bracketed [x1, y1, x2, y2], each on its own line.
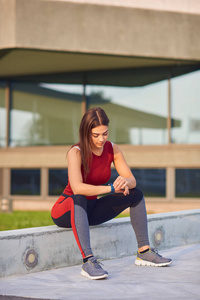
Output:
[67, 147, 112, 196]
[112, 143, 136, 195]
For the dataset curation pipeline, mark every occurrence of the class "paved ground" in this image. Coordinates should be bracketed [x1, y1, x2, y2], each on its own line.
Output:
[0, 243, 200, 300]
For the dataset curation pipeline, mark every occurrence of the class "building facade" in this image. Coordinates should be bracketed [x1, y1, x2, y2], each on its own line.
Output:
[0, 0, 200, 212]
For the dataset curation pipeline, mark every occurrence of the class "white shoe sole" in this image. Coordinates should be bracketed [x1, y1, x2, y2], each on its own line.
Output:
[81, 269, 108, 280]
[135, 259, 172, 267]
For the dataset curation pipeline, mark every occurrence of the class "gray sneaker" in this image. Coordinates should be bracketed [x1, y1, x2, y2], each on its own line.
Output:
[81, 256, 108, 280]
[135, 248, 172, 267]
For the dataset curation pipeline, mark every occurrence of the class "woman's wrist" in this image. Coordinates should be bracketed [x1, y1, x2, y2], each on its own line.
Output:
[108, 183, 115, 194]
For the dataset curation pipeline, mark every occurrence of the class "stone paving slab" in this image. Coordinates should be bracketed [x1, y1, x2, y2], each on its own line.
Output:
[0, 244, 200, 300]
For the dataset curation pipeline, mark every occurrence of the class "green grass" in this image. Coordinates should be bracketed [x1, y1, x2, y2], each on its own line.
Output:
[0, 211, 54, 231]
[116, 213, 129, 218]
[0, 211, 130, 231]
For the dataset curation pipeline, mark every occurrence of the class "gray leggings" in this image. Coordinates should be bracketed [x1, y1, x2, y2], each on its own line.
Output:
[51, 188, 149, 258]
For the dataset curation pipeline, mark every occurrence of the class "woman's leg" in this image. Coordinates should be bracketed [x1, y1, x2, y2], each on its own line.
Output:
[51, 194, 93, 259]
[88, 188, 172, 267]
[88, 188, 149, 249]
[129, 197, 149, 249]
[51, 194, 108, 280]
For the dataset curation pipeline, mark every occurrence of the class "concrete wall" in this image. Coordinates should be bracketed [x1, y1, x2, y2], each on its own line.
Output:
[1, 0, 200, 61]
[1, 145, 200, 169]
[0, 209, 200, 278]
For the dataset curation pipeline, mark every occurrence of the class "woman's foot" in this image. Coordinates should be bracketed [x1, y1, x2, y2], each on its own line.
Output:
[135, 248, 172, 267]
[81, 256, 108, 280]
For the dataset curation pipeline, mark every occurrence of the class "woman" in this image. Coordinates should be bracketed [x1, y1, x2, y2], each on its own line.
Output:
[51, 107, 172, 280]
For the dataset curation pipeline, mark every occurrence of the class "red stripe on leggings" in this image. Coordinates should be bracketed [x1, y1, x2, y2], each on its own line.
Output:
[51, 196, 86, 258]
[69, 197, 86, 258]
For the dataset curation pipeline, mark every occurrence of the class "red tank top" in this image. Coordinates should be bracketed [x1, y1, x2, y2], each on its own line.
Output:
[63, 141, 114, 200]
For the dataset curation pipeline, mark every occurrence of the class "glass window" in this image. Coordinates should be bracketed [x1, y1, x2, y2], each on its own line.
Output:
[131, 168, 166, 197]
[11, 169, 41, 195]
[0, 82, 6, 147]
[171, 70, 200, 144]
[49, 169, 68, 196]
[106, 169, 119, 184]
[86, 80, 168, 145]
[10, 83, 83, 147]
[107, 168, 166, 197]
[175, 169, 200, 198]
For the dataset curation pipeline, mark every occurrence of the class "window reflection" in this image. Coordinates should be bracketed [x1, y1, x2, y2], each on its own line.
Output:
[0, 82, 6, 147]
[107, 168, 166, 197]
[11, 169, 41, 195]
[49, 169, 68, 195]
[87, 81, 168, 145]
[7, 69, 200, 147]
[176, 169, 200, 198]
[10, 83, 82, 147]
[132, 168, 166, 197]
[171, 70, 200, 144]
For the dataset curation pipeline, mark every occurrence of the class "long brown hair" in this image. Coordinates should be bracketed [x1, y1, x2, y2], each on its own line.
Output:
[79, 107, 109, 180]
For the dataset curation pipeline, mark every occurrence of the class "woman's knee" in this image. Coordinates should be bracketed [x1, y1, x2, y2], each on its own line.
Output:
[72, 194, 88, 210]
[130, 188, 144, 201]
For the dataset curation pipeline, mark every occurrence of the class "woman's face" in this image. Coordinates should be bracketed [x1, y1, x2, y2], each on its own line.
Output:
[91, 125, 109, 150]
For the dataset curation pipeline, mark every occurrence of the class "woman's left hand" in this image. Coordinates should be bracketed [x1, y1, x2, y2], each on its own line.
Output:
[113, 176, 129, 196]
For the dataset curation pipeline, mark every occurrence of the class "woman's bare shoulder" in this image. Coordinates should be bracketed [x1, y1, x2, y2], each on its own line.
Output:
[67, 146, 81, 159]
[112, 143, 122, 155]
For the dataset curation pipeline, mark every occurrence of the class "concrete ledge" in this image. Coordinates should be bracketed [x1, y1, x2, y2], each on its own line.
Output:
[0, 209, 200, 278]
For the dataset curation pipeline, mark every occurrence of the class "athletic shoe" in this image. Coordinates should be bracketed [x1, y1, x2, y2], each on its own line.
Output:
[81, 256, 108, 280]
[135, 248, 172, 267]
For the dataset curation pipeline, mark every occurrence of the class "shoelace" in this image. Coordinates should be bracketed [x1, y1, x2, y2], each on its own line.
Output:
[151, 248, 162, 257]
[90, 258, 104, 269]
